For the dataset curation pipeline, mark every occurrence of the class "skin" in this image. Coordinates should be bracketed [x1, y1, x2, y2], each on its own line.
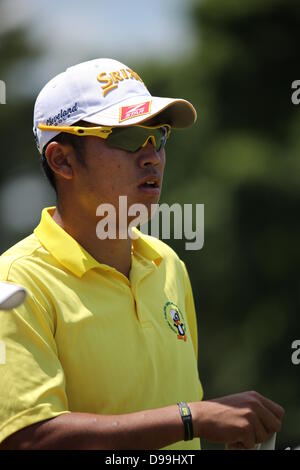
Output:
[0, 131, 285, 449]
[49, 133, 165, 278]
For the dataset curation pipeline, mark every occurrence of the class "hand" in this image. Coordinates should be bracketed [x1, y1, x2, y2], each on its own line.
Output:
[190, 391, 284, 449]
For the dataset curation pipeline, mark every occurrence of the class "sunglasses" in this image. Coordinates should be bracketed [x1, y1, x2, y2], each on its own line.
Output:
[38, 123, 171, 153]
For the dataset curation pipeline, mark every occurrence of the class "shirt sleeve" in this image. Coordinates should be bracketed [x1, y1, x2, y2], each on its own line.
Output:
[0, 261, 70, 444]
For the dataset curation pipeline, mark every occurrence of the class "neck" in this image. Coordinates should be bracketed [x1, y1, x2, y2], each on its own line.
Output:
[52, 204, 132, 279]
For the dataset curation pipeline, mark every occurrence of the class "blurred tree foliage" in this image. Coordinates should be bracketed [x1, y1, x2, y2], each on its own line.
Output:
[0, 0, 299, 449]
[0, 2, 43, 248]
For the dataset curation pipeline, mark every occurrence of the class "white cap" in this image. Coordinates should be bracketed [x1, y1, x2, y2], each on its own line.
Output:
[33, 58, 197, 153]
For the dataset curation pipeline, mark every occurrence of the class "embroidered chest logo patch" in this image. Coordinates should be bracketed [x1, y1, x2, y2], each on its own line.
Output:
[164, 301, 187, 342]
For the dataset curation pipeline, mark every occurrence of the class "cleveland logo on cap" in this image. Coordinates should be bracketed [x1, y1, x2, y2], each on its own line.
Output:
[119, 101, 151, 122]
[97, 67, 144, 97]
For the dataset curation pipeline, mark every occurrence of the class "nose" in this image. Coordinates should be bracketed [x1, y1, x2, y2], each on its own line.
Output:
[138, 141, 163, 168]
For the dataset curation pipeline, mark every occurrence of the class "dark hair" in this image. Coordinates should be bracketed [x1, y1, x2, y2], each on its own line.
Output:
[40, 122, 88, 194]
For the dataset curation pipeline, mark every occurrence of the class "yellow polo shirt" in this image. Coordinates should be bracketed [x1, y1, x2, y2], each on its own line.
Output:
[0, 207, 203, 449]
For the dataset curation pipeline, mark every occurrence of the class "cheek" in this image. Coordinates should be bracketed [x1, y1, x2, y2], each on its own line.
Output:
[81, 159, 131, 200]
[77, 140, 137, 199]
[104, 163, 129, 188]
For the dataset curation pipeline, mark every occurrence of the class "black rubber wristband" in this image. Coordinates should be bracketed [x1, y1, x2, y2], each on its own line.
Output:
[177, 401, 194, 441]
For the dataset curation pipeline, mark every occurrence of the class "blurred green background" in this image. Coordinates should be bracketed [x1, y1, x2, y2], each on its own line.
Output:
[0, 0, 299, 449]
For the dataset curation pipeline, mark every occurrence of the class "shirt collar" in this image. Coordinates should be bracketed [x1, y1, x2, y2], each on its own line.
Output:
[34, 207, 162, 278]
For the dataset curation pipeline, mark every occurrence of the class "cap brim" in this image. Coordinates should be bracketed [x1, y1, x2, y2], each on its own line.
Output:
[84, 95, 197, 128]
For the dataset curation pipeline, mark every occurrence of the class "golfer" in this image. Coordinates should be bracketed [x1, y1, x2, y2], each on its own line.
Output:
[0, 58, 284, 450]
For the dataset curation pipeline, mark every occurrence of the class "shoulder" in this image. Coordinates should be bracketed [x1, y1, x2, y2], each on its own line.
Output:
[0, 233, 55, 324]
[0, 233, 43, 282]
[0, 233, 49, 308]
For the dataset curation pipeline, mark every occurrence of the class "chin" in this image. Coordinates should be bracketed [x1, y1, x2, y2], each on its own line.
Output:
[126, 194, 160, 226]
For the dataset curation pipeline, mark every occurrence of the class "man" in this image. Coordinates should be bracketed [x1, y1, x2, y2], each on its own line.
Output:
[0, 58, 284, 450]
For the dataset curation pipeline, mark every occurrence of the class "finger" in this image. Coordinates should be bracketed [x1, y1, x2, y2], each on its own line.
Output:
[252, 412, 269, 444]
[240, 425, 256, 449]
[253, 393, 285, 421]
[253, 399, 283, 436]
[227, 442, 247, 450]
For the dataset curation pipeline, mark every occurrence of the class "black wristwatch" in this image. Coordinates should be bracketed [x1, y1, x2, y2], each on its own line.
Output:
[177, 401, 194, 441]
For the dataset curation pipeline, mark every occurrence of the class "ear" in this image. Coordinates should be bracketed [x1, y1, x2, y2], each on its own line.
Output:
[45, 142, 74, 180]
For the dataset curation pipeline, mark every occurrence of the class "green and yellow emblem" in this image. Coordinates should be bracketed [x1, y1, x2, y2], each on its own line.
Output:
[164, 301, 187, 342]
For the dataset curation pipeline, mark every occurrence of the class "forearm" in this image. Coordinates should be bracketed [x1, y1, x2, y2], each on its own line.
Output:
[1, 405, 188, 450]
[1, 391, 285, 450]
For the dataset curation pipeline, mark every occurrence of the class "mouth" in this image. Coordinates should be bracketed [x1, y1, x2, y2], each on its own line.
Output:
[138, 175, 161, 194]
